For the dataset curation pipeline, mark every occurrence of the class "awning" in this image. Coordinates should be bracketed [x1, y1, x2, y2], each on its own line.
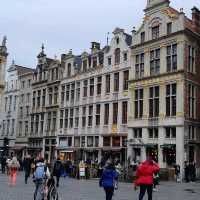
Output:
[160, 144, 176, 148]
[11, 146, 25, 150]
[59, 150, 74, 153]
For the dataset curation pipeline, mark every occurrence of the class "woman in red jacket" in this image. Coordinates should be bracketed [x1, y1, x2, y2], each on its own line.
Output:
[134, 159, 160, 200]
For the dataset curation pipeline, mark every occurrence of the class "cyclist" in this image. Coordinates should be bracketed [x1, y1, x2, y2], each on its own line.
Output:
[33, 157, 50, 200]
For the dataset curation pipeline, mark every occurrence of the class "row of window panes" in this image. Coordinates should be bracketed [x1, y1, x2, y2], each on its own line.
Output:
[133, 127, 176, 139]
[60, 101, 128, 129]
[135, 83, 177, 118]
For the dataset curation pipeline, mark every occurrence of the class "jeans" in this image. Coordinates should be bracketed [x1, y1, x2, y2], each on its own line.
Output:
[34, 180, 44, 200]
[56, 176, 60, 187]
[139, 184, 153, 200]
[104, 187, 114, 200]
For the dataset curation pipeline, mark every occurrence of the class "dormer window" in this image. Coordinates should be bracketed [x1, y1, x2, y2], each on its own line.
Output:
[108, 57, 112, 66]
[83, 60, 87, 72]
[116, 37, 119, 44]
[67, 63, 71, 76]
[141, 32, 145, 43]
[115, 48, 120, 65]
[152, 26, 159, 40]
[123, 52, 128, 61]
[167, 22, 172, 35]
[93, 57, 97, 68]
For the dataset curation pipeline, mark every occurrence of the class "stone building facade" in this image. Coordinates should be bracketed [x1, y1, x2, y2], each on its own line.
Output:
[0, 36, 8, 145]
[30, 45, 63, 163]
[57, 29, 131, 164]
[0, 62, 34, 153]
[128, 0, 200, 178]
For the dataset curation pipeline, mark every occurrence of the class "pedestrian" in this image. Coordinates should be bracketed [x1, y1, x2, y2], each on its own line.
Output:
[153, 172, 159, 191]
[174, 164, 181, 182]
[23, 155, 32, 184]
[190, 162, 196, 182]
[99, 161, 118, 200]
[1, 155, 7, 174]
[134, 157, 160, 200]
[33, 157, 50, 200]
[184, 161, 190, 182]
[8, 156, 20, 186]
[52, 156, 63, 187]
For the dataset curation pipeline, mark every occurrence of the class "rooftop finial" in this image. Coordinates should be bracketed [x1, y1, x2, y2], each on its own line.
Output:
[41, 43, 45, 53]
[106, 32, 110, 46]
[2, 36, 7, 46]
[12, 59, 15, 65]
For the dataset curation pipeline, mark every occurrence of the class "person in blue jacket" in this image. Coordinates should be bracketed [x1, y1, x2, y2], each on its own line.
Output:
[99, 161, 118, 200]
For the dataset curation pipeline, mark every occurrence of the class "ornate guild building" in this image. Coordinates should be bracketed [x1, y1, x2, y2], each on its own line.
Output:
[128, 0, 200, 178]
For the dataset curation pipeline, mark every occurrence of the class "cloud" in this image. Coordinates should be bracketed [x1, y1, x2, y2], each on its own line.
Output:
[0, 0, 199, 68]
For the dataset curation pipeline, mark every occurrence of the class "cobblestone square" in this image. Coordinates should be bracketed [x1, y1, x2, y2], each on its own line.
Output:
[0, 173, 199, 200]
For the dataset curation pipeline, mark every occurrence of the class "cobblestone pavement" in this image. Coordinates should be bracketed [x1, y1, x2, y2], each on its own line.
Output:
[0, 173, 200, 200]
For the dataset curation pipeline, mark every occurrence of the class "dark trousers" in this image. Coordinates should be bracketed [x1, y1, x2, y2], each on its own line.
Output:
[25, 171, 30, 184]
[56, 176, 60, 187]
[104, 187, 114, 200]
[139, 184, 153, 200]
[1, 165, 5, 173]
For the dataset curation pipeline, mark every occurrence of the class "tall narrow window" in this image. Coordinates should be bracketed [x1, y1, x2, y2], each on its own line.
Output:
[149, 86, 159, 118]
[61, 85, 65, 103]
[92, 57, 97, 68]
[188, 84, 196, 119]
[97, 77, 102, 95]
[122, 101, 128, 124]
[90, 78, 94, 96]
[141, 32, 145, 43]
[76, 82, 80, 101]
[113, 103, 118, 124]
[105, 75, 110, 93]
[88, 105, 93, 126]
[123, 70, 129, 91]
[82, 107, 86, 127]
[188, 46, 195, 73]
[166, 44, 177, 72]
[108, 57, 112, 66]
[69, 109, 74, 128]
[67, 63, 71, 76]
[114, 73, 119, 92]
[115, 48, 120, 64]
[54, 86, 58, 104]
[70, 83, 75, 103]
[64, 109, 68, 128]
[135, 53, 144, 79]
[150, 49, 160, 76]
[83, 80, 88, 97]
[152, 26, 159, 39]
[167, 22, 172, 35]
[104, 104, 109, 125]
[135, 88, 143, 118]
[166, 83, 177, 117]
[60, 110, 64, 129]
[66, 84, 70, 101]
[96, 104, 101, 126]
[48, 88, 53, 105]
[75, 108, 79, 128]
[33, 92, 36, 108]
[52, 111, 57, 131]
[40, 114, 44, 133]
[42, 89, 46, 106]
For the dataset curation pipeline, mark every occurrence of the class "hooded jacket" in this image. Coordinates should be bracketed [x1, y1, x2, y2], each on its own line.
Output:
[135, 160, 160, 186]
[100, 167, 118, 188]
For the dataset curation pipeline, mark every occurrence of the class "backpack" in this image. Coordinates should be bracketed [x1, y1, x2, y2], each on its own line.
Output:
[34, 165, 47, 180]
[54, 161, 62, 173]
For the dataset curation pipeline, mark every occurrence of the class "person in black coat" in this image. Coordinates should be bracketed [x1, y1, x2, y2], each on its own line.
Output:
[184, 161, 190, 182]
[53, 157, 63, 187]
[23, 155, 32, 184]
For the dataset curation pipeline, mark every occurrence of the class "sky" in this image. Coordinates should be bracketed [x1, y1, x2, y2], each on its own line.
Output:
[0, 0, 200, 68]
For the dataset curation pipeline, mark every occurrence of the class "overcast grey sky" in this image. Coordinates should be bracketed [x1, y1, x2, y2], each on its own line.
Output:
[0, 0, 200, 68]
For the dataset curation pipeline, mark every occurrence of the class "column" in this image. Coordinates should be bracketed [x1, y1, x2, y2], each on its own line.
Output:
[176, 126, 185, 180]
[158, 127, 165, 168]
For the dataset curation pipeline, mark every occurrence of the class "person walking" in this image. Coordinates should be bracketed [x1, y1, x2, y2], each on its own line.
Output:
[52, 157, 63, 187]
[99, 161, 118, 200]
[134, 158, 160, 200]
[184, 161, 190, 182]
[23, 155, 32, 184]
[8, 156, 20, 186]
[33, 157, 50, 200]
[1, 155, 7, 174]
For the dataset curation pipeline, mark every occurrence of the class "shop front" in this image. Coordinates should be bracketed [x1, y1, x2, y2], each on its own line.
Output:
[161, 144, 176, 167]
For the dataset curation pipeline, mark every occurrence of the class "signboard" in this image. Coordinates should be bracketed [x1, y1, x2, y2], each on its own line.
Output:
[79, 167, 85, 177]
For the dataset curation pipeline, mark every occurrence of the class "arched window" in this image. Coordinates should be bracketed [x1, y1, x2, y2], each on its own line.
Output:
[115, 48, 121, 64]
[67, 63, 71, 76]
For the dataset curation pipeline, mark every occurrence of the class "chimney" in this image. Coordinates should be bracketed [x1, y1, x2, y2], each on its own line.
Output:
[91, 42, 101, 51]
[192, 7, 200, 33]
